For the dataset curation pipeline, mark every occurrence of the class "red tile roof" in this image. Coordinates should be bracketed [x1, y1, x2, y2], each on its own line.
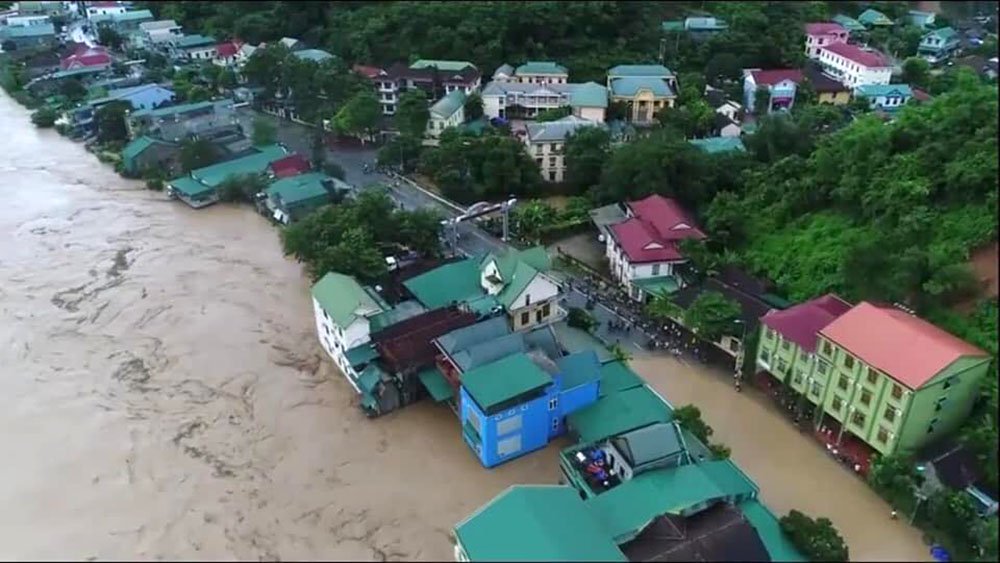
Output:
[805, 22, 846, 35]
[610, 195, 706, 263]
[820, 302, 988, 390]
[60, 46, 111, 70]
[353, 64, 386, 79]
[821, 42, 889, 68]
[750, 69, 804, 86]
[215, 41, 242, 58]
[269, 154, 311, 178]
[761, 294, 852, 353]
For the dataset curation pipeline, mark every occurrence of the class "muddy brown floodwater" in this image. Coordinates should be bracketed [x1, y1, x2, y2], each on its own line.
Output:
[0, 93, 566, 561]
[631, 356, 932, 562]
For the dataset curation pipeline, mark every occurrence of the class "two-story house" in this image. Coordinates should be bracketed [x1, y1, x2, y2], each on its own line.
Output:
[832, 14, 866, 33]
[607, 64, 677, 125]
[387, 59, 482, 105]
[85, 1, 125, 21]
[524, 115, 601, 182]
[805, 22, 849, 59]
[425, 89, 466, 144]
[757, 298, 991, 457]
[310, 272, 389, 391]
[605, 194, 706, 302]
[743, 69, 803, 114]
[497, 61, 570, 84]
[918, 27, 961, 64]
[855, 83, 914, 112]
[459, 349, 601, 468]
[805, 64, 852, 105]
[137, 20, 183, 50]
[817, 42, 892, 89]
[481, 79, 607, 123]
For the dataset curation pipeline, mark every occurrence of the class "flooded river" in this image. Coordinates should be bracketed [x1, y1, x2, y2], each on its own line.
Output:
[0, 93, 562, 560]
[632, 356, 931, 562]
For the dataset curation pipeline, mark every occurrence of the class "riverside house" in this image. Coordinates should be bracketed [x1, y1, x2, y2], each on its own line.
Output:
[310, 272, 389, 388]
[126, 99, 238, 141]
[756, 298, 991, 462]
[166, 144, 288, 208]
[259, 172, 348, 224]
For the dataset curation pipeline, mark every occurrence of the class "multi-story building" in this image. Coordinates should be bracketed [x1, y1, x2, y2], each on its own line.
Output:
[169, 34, 217, 61]
[817, 42, 892, 89]
[425, 89, 466, 144]
[805, 64, 852, 105]
[360, 60, 481, 117]
[605, 194, 706, 301]
[918, 27, 961, 64]
[756, 297, 991, 457]
[524, 115, 601, 182]
[85, 1, 125, 21]
[607, 64, 677, 125]
[137, 20, 182, 49]
[743, 69, 803, 114]
[481, 79, 607, 122]
[494, 61, 569, 84]
[804, 22, 848, 59]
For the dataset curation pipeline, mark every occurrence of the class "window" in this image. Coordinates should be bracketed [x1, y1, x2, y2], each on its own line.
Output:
[781, 339, 791, 351]
[793, 371, 805, 385]
[831, 396, 843, 411]
[548, 397, 559, 411]
[765, 328, 774, 340]
[843, 355, 854, 369]
[520, 311, 530, 325]
[866, 368, 878, 385]
[851, 411, 866, 428]
[551, 418, 560, 431]
[811, 381, 822, 397]
[760, 349, 770, 363]
[496, 414, 522, 436]
[838, 375, 849, 391]
[876, 428, 889, 444]
[935, 397, 947, 412]
[860, 389, 872, 406]
[822, 340, 832, 356]
[541, 303, 551, 317]
[942, 377, 955, 390]
[497, 435, 522, 457]
[891, 384, 903, 400]
[652, 263, 660, 276]
[548, 156, 556, 166]
[536, 158, 543, 167]
[777, 358, 788, 373]
[817, 361, 829, 375]
[548, 171, 556, 182]
[883, 406, 896, 423]
[525, 294, 531, 305]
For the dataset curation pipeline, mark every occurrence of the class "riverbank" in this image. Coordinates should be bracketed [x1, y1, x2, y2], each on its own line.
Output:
[0, 91, 564, 560]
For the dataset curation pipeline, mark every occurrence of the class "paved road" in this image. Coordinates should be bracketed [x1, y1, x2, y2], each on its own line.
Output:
[236, 109, 505, 257]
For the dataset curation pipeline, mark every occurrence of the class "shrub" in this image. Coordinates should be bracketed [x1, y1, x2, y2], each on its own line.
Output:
[30, 107, 58, 128]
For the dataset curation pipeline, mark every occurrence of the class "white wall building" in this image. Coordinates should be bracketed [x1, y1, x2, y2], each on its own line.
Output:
[524, 115, 601, 183]
[85, 1, 125, 20]
[6, 14, 50, 27]
[311, 273, 387, 390]
[425, 89, 466, 144]
[817, 42, 892, 89]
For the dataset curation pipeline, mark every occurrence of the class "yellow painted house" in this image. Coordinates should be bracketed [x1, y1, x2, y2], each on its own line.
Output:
[606, 65, 677, 125]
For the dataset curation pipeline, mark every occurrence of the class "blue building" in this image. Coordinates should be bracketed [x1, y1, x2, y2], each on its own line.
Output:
[457, 348, 602, 468]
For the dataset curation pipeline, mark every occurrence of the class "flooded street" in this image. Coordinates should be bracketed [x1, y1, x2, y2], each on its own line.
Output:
[631, 356, 931, 562]
[0, 93, 562, 561]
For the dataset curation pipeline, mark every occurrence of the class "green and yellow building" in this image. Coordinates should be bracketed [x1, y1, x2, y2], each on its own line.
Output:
[756, 296, 991, 457]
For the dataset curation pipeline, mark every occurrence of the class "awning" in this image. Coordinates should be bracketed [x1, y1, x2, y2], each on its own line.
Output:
[633, 275, 681, 297]
[417, 366, 455, 402]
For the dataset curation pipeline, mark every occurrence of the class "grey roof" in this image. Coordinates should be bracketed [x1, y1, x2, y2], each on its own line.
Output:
[569, 82, 609, 108]
[613, 422, 686, 467]
[436, 317, 511, 356]
[590, 203, 627, 232]
[522, 324, 563, 361]
[430, 89, 466, 118]
[526, 115, 601, 142]
[481, 80, 576, 97]
[526, 348, 561, 376]
[454, 333, 528, 371]
[493, 63, 515, 79]
[139, 19, 178, 31]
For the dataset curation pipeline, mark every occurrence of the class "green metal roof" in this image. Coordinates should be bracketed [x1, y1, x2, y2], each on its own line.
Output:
[569, 82, 609, 108]
[265, 172, 331, 207]
[610, 76, 674, 97]
[190, 145, 287, 187]
[515, 61, 568, 76]
[455, 485, 626, 562]
[460, 353, 553, 411]
[174, 34, 216, 48]
[121, 135, 162, 161]
[1, 22, 55, 38]
[344, 343, 379, 368]
[740, 499, 806, 562]
[689, 136, 746, 154]
[484, 246, 552, 308]
[924, 26, 958, 41]
[430, 89, 466, 119]
[129, 100, 217, 119]
[114, 9, 153, 22]
[857, 8, 893, 26]
[417, 366, 454, 402]
[169, 176, 213, 197]
[855, 83, 913, 99]
[631, 275, 680, 297]
[833, 14, 866, 31]
[310, 272, 385, 327]
[556, 349, 601, 390]
[357, 363, 384, 394]
[608, 64, 674, 78]
[567, 385, 672, 443]
[598, 361, 644, 397]
[403, 257, 483, 309]
[662, 20, 685, 32]
[585, 461, 759, 543]
[410, 59, 476, 72]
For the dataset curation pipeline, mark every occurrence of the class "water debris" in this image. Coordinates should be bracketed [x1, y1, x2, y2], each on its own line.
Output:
[111, 355, 152, 386]
[107, 247, 133, 278]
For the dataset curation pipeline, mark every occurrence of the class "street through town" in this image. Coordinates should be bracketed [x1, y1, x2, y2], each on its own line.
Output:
[0, 92, 565, 561]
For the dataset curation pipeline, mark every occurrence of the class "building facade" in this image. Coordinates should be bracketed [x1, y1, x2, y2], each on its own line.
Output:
[855, 83, 914, 112]
[311, 272, 388, 390]
[607, 64, 677, 125]
[817, 43, 892, 89]
[523, 115, 601, 182]
[425, 89, 466, 143]
[743, 69, 803, 113]
[805, 22, 849, 59]
[918, 27, 960, 64]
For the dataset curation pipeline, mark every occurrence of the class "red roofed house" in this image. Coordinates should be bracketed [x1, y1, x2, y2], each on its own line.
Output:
[743, 69, 804, 114]
[805, 22, 848, 59]
[212, 40, 243, 67]
[605, 194, 706, 302]
[817, 42, 892, 90]
[757, 298, 991, 457]
[267, 153, 311, 179]
[60, 45, 112, 71]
